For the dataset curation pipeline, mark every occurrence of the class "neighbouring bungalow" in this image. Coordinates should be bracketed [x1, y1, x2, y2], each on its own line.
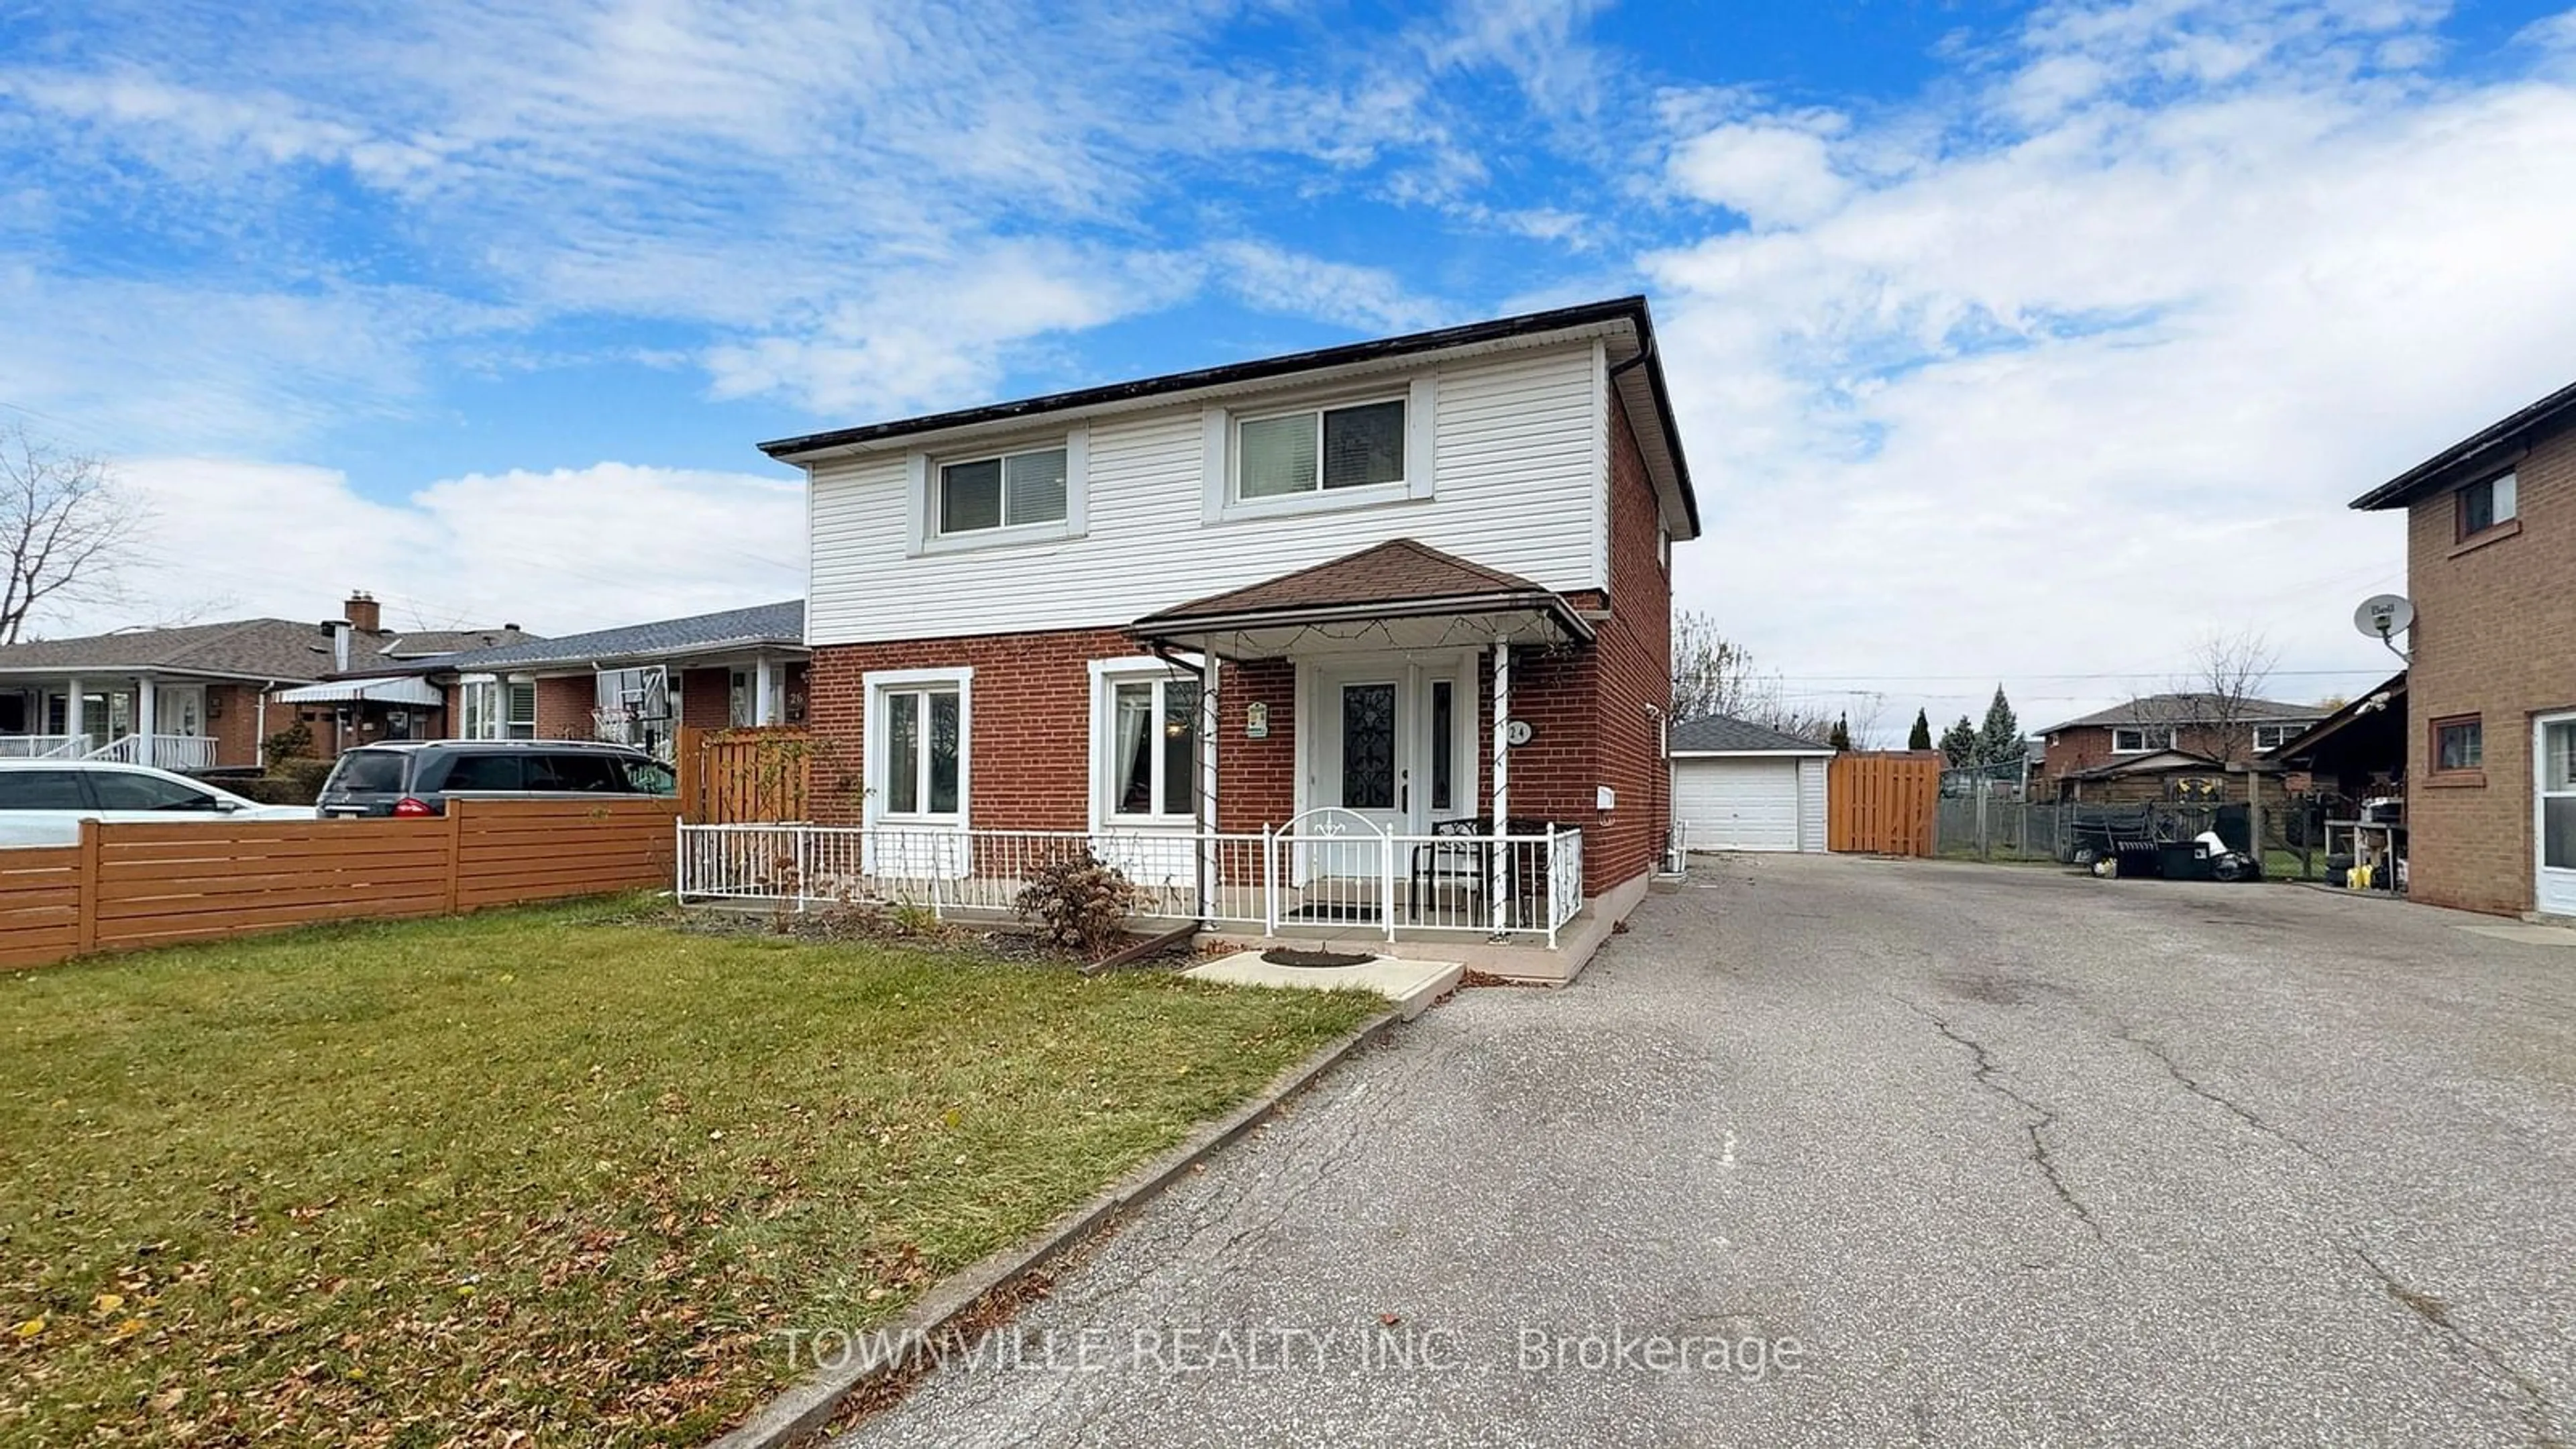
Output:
[0, 591, 530, 773]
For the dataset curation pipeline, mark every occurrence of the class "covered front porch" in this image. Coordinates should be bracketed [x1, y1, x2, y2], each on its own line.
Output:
[0, 674, 230, 772]
[681, 541, 1623, 977]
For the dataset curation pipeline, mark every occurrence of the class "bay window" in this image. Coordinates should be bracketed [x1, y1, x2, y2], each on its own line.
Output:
[459, 677, 535, 740]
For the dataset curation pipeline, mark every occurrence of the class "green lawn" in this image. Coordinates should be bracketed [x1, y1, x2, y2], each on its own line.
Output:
[0, 900, 1382, 1446]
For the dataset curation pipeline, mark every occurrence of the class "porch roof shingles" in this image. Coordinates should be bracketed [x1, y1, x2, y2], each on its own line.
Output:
[1135, 539, 1566, 624]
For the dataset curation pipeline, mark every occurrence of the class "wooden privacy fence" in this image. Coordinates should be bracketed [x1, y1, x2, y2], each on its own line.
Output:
[1827, 751, 1943, 857]
[0, 798, 679, 971]
[677, 724, 813, 824]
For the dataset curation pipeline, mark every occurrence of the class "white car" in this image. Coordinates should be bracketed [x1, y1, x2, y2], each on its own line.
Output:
[0, 760, 315, 846]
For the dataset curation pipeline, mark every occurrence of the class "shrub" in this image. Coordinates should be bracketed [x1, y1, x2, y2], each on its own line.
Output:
[263, 718, 315, 763]
[1013, 849, 1139, 957]
[235, 757, 334, 805]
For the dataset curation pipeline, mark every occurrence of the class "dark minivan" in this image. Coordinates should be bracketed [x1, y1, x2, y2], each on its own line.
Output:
[316, 740, 677, 818]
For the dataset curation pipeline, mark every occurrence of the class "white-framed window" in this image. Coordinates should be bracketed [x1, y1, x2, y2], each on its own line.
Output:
[1091, 661, 1203, 824]
[1236, 397, 1406, 500]
[906, 431, 1085, 555]
[1202, 376, 1436, 525]
[458, 676, 535, 740]
[2252, 722, 2300, 754]
[938, 445, 1069, 535]
[2111, 726, 2176, 754]
[865, 667, 971, 823]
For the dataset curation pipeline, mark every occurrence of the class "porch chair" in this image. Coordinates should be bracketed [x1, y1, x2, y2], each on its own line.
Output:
[1408, 816, 1556, 928]
[1407, 818, 1489, 925]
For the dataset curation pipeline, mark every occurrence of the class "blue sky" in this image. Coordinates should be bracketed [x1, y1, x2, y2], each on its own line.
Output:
[5, 0, 2575, 735]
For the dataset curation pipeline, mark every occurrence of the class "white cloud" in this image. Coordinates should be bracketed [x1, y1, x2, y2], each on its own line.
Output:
[74, 457, 803, 641]
[1644, 0, 2576, 727]
[0, 268, 504, 454]
[1, 0, 1505, 427]
[1666, 121, 1851, 227]
[1203, 241, 1448, 334]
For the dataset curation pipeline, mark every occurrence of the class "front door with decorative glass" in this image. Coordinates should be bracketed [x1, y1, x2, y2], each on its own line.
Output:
[2538, 713, 2576, 916]
[1306, 659, 1471, 881]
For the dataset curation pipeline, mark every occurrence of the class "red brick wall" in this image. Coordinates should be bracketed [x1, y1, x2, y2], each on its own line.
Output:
[2403, 424, 2576, 916]
[680, 667, 732, 729]
[2041, 722, 2298, 783]
[534, 674, 592, 740]
[210, 684, 262, 768]
[1580, 400, 1674, 896]
[1216, 658, 1295, 833]
[806, 629, 1161, 828]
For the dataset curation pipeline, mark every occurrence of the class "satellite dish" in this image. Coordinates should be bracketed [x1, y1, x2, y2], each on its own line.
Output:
[2353, 594, 2414, 641]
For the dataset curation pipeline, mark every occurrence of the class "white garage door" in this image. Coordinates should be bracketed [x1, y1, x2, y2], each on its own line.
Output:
[1674, 757, 1805, 852]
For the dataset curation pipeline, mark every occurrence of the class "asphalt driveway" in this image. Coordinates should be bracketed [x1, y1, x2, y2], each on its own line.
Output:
[837, 855, 2576, 1447]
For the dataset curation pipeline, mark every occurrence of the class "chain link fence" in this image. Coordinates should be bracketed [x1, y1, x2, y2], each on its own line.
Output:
[1934, 785, 2334, 879]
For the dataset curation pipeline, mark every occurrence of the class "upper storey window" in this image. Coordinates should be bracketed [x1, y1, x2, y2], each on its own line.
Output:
[2457, 470, 2516, 541]
[939, 446, 1069, 535]
[1237, 399, 1406, 500]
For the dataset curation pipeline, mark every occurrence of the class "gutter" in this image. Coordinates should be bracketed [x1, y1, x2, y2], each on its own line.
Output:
[1132, 591, 1595, 647]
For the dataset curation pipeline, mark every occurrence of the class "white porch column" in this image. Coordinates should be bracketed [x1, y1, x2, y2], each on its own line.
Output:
[1198, 653, 1220, 922]
[1489, 636, 1511, 936]
[136, 675, 157, 765]
[753, 654, 777, 726]
[64, 676, 84, 747]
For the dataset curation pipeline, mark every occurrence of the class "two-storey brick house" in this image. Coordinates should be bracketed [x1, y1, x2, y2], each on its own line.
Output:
[2035, 694, 2326, 802]
[2352, 379, 2576, 918]
[755, 297, 1699, 956]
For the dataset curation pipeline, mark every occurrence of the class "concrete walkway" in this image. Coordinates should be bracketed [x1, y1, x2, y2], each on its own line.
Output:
[835, 854, 2576, 1446]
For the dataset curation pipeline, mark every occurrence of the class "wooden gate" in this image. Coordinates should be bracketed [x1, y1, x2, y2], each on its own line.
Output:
[1827, 751, 1941, 856]
[677, 725, 813, 824]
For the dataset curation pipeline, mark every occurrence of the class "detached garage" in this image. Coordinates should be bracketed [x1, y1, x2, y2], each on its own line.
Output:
[1670, 715, 1833, 853]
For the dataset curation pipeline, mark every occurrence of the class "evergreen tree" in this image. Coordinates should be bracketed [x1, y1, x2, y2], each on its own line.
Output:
[1828, 712, 1854, 751]
[1907, 708, 1933, 751]
[1938, 716, 1978, 767]
[1974, 686, 2025, 765]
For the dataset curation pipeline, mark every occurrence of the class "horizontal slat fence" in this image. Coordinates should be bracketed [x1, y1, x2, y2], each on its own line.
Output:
[0, 798, 678, 970]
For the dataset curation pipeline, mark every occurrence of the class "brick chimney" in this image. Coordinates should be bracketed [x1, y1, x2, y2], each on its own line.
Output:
[344, 590, 381, 634]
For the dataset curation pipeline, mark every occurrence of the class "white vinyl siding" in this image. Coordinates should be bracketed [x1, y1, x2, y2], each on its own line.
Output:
[1798, 757, 1828, 851]
[806, 341, 1603, 646]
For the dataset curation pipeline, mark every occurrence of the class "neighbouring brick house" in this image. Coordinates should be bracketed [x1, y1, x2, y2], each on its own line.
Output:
[756, 297, 1699, 947]
[2035, 693, 2326, 802]
[0, 592, 529, 773]
[2351, 378, 2576, 918]
[386, 600, 811, 756]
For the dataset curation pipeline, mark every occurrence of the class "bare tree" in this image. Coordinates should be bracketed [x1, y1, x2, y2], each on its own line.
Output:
[0, 423, 143, 643]
[1670, 611, 1836, 743]
[2129, 629, 2282, 765]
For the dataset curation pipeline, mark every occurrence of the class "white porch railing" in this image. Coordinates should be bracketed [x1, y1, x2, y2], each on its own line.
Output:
[0, 734, 92, 759]
[84, 734, 219, 772]
[676, 819, 1589, 948]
